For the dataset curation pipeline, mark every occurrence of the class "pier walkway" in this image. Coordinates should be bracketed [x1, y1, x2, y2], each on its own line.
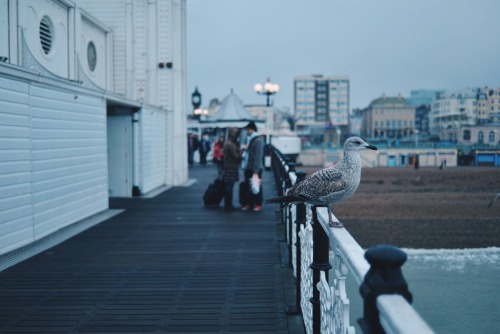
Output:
[0, 166, 302, 333]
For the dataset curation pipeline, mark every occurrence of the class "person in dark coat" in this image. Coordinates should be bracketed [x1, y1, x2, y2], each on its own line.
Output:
[199, 134, 211, 166]
[241, 121, 264, 211]
[187, 133, 199, 166]
[222, 128, 241, 211]
[213, 135, 225, 176]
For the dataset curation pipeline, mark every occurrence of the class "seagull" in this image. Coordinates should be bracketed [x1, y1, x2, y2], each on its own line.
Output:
[266, 136, 377, 228]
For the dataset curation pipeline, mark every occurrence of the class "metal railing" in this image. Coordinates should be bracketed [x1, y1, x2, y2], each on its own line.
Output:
[269, 145, 435, 334]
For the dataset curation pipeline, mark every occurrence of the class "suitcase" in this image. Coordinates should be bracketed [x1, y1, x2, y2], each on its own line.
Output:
[203, 178, 225, 206]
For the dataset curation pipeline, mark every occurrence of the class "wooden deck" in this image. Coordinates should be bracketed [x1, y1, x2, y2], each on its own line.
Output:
[0, 166, 302, 333]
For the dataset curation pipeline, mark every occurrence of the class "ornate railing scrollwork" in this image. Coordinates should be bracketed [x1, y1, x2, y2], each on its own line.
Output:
[299, 223, 313, 334]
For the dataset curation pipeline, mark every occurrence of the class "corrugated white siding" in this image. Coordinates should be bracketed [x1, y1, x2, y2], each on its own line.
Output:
[0, 75, 108, 255]
[139, 106, 167, 193]
[30, 85, 108, 239]
[0, 77, 34, 254]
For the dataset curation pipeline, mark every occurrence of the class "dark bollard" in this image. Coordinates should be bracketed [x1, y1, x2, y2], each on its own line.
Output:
[287, 171, 307, 315]
[310, 206, 332, 334]
[358, 245, 413, 334]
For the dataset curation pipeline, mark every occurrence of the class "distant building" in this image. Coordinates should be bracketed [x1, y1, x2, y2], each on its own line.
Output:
[458, 126, 499, 146]
[476, 87, 500, 124]
[429, 88, 479, 142]
[415, 104, 431, 136]
[407, 89, 445, 107]
[361, 94, 415, 140]
[294, 75, 349, 144]
[428, 87, 500, 144]
[245, 105, 292, 131]
[349, 108, 364, 136]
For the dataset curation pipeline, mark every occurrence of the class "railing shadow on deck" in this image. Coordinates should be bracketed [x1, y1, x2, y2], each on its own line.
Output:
[269, 145, 435, 334]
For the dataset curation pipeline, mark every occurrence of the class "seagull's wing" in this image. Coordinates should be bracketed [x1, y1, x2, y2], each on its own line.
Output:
[288, 167, 345, 201]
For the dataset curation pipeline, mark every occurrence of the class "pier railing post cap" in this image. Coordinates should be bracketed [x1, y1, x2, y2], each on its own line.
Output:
[364, 244, 407, 268]
[295, 171, 307, 182]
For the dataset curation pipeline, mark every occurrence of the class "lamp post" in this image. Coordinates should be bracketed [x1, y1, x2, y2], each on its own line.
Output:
[191, 87, 202, 119]
[193, 108, 208, 119]
[254, 78, 279, 107]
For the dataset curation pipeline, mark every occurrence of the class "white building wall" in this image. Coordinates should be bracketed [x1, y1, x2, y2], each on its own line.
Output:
[0, 0, 8, 59]
[79, 16, 109, 89]
[30, 84, 108, 239]
[0, 0, 188, 257]
[169, 0, 187, 185]
[18, 0, 70, 78]
[0, 72, 108, 255]
[77, 0, 188, 186]
[75, 0, 128, 95]
[139, 106, 168, 194]
[0, 76, 33, 254]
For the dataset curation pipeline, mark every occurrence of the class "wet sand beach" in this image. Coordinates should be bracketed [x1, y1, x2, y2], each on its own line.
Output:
[301, 166, 500, 249]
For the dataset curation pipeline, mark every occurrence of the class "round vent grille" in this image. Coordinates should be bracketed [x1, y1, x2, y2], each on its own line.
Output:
[39, 16, 53, 55]
[87, 41, 97, 72]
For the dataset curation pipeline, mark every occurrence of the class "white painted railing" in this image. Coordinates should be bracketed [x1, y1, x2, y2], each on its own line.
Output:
[270, 146, 435, 334]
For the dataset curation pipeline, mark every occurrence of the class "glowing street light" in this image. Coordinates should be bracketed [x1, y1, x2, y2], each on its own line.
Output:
[254, 78, 279, 107]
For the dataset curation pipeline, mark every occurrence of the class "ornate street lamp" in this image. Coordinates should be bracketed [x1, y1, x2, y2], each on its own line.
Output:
[191, 87, 202, 119]
[254, 78, 279, 107]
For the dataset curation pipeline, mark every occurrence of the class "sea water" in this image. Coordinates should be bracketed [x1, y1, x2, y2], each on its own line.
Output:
[346, 247, 500, 333]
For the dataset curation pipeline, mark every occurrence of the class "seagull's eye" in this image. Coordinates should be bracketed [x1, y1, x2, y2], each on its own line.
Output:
[354, 140, 361, 145]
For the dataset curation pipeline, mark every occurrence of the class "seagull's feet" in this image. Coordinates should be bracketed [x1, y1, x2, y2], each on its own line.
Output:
[327, 206, 343, 228]
[328, 220, 344, 228]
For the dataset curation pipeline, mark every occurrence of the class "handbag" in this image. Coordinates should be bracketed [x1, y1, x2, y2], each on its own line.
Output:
[250, 174, 260, 195]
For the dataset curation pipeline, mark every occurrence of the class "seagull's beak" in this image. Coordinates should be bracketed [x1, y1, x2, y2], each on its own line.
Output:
[365, 144, 378, 150]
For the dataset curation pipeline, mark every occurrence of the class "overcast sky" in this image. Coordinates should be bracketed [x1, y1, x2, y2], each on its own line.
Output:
[187, 0, 500, 111]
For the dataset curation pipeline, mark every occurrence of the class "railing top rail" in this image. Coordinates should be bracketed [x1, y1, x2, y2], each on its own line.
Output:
[377, 295, 435, 334]
[314, 207, 369, 283]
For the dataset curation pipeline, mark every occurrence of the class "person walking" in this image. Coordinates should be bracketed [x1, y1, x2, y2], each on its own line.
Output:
[199, 134, 211, 167]
[241, 121, 264, 211]
[222, 128, 241, 211]
[187, 133, 199, 166]
[213, 135, 225, 176]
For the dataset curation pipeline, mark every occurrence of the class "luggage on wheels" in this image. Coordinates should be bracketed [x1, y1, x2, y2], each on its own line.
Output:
[203, 178, 225, 206]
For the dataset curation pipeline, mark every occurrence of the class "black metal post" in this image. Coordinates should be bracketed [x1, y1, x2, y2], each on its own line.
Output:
[310, 206, 332, 334]
[358, 245, 413, 334]
[286, 162, 296, 263]
[287, 171, 307, 314]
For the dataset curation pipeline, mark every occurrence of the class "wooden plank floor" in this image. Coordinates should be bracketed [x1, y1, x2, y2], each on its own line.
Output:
[0, 166, 293, 333]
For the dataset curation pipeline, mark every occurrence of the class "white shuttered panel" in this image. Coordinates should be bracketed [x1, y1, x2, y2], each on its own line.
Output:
[0, 75, 108, 255]
[0, 77, 34, 254]
[139, 106, 167, 193]
[30, 85, 108, 239]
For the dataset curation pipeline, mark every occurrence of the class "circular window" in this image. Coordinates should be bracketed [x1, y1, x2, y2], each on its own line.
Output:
[39, 16, 53, 55]
[87, 41, 97, 72]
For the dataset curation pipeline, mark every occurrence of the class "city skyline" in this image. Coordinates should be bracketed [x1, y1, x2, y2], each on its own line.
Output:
[187, 0, 500, 112]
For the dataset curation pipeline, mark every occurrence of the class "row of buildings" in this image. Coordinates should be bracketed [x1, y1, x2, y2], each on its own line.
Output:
[293, 75, 500, 147]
